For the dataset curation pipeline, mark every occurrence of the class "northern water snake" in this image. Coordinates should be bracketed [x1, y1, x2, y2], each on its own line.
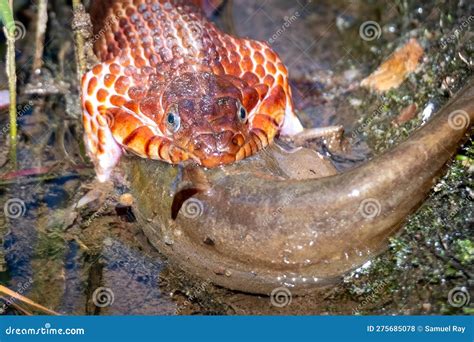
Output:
[82, 0, 303, 181]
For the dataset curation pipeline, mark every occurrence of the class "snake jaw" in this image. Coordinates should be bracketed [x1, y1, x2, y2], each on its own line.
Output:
[198, 154, 237, 168]
[184, 130, 245, 168]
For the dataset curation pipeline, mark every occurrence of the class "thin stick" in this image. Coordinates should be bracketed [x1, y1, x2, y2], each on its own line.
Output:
[72, 0, 88, 78]
[32, 0, 48, 72]
[0, 285, 59, 315]
[1, 295, 33, 315]
[6, 33, 16, 165]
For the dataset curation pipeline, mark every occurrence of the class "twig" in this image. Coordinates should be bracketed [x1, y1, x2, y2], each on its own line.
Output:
[0, 285, 58, 315]
[71, 0, 95, 81]
[72, 0, 86, 76]
[32, 0, 48, 72]
[1, 295, 33, 315]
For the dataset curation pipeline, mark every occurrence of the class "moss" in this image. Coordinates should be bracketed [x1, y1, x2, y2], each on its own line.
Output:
[342, 140, 473, 314]
[352, 0, 472, 153]
[339, 0, 473, 314]
[454, 240, 474, 266]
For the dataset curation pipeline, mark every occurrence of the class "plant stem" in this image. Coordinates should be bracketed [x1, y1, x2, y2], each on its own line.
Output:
[72, 0, 87, 78]
[32, 0, 48, 72]
[7, 31, 17, 165]
[1, 0, 18, 167]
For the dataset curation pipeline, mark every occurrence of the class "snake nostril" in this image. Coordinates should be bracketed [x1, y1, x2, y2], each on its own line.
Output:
[193, 134, 216, 153]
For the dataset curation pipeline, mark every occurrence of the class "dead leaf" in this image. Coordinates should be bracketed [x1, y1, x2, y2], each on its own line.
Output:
[393, 103, 418, 126]
[0, 285, 58, 315]
[361, 38, 424, 92]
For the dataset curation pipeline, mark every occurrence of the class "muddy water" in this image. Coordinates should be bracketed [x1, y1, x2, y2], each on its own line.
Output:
[0, 0, 472, 315]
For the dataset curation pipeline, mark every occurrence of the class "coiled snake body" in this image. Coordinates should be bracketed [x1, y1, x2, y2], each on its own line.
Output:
[82, 0, 303, 181]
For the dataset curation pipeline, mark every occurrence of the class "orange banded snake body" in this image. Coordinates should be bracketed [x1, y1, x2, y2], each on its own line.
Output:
[81, 0, 304, 181]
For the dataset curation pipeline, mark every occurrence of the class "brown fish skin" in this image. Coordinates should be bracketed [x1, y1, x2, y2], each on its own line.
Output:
[127, 78, 474, 295]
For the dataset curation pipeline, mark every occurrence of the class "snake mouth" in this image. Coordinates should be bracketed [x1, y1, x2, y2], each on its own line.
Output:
[187, 130, 246, 167]
[197, 153, 237, 168]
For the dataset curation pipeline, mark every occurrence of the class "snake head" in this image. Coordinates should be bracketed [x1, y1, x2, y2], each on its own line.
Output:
[160, 72, 258, 168]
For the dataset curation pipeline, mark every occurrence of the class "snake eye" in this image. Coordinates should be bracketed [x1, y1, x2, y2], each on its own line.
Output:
[166, 111, 181, 133]
[237, 103, 248, 123]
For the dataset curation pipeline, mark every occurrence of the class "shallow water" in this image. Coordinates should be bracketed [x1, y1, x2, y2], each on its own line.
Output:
[0, 0, 472, 315]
